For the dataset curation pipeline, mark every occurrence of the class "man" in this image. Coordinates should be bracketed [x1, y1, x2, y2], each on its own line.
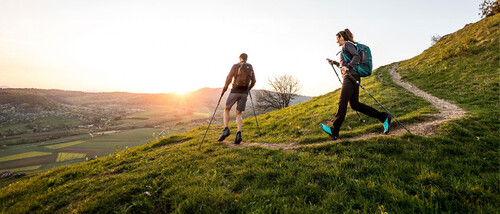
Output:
[218, 53, 256, 144]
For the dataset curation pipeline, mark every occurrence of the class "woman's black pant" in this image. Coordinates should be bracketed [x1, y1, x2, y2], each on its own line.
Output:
[332, 74, 388, 136]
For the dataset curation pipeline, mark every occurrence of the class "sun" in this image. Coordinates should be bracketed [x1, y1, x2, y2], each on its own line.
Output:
[172, 88, 193, 96]
[165, 80, 196, 95]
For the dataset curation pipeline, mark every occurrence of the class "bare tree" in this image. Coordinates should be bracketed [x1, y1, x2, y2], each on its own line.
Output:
[479, 0, 500, 18]
[256, 75, 301, 111]
[430, 35, 442, 45]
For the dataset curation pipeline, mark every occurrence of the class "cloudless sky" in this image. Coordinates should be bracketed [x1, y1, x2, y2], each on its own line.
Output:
[0, 0, 483, 96]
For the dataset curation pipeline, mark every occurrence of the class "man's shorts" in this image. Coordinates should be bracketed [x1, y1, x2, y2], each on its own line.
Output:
[225, 92, 248, 111]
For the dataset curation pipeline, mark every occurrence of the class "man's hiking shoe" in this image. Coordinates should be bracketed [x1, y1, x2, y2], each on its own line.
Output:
[234, 131, 242, 144]
[320, 123, 338, 140]
[383, 116, 391, 134]
[218, 127, 230, 141]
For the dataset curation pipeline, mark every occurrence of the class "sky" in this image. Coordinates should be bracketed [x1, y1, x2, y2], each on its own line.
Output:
[0, 0, 484, 96]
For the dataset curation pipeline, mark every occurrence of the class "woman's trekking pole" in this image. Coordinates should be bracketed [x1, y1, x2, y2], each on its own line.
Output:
[326, 58, 365, 123]
[346, 74, 412, 134]
[326, 58, 344, 84]
[198, 92, 224, 150]
[248, 92, 261, 135]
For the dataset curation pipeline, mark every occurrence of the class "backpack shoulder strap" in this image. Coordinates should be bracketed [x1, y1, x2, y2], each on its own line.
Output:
[346, 41, 358, 50]
[342, 53, 351, 62]
[342, 41, 360, 62]
[247, 63, 253, 78]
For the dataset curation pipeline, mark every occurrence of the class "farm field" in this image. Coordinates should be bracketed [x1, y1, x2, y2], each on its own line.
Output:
[0, 115, 81, 134]
[0, 104, 209, 177]
[0, 125, 197, 175]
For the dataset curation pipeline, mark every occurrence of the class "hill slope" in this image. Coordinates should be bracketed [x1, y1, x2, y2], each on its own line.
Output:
[0, 15, 498, 213]
[1, 88, 311, 109]
[0, 91, 61, 112]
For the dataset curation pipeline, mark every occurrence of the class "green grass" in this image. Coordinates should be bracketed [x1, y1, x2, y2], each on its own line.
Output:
[3, 165, 42, 172]
[0, 14, 498, 213]
[114, 107, 206, 129]
[0, 123, 28, 135]
[32, 115, 81, 129]
[0, 115, 81, 135]
[397, 14, 500, 145]
[233, 64, 436, 144]
[44, 140, 85, 149]
[78, 128, 162, 149]
[0, 151, 52, 162]
[55, 152, 87, 162]
[0, 126, 200, 175]
[0, 132, 497, 213]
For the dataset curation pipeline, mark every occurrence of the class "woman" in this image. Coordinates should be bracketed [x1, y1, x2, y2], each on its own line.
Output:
[320, 29, 391, 140]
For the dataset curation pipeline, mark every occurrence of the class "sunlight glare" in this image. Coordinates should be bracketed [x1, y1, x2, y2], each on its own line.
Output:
[172, 86, 194, 96]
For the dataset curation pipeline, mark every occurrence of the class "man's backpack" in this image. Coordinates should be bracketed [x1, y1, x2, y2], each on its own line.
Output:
[233, 62, 253, 89]
[342, 41, 372, 77]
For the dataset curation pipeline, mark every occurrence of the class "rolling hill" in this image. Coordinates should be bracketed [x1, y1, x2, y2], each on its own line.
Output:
[0, 88, 311, 108]
[0, 87, 311, 146]
[0, 14, 498, 213]
[0, 91, 62, 112]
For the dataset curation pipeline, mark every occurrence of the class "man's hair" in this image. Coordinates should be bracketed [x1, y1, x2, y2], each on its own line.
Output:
[240, 53, 248, 61]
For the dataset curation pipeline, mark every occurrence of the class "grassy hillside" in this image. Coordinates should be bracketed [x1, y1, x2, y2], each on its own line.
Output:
[238, 64, 435, 144]
[0, 91, 61, 112]
[0, 15, 498, 213]
[398, 14, 500, 144]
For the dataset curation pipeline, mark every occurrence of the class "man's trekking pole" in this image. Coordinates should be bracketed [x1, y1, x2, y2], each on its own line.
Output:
[198, 92, 224, 150]
[346, 74, 412, 134]
[326, 58, 365, 123]
[248, 92, 261, 135]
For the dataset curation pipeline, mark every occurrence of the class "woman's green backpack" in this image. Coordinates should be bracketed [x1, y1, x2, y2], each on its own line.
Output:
[342, 41, 373, 77]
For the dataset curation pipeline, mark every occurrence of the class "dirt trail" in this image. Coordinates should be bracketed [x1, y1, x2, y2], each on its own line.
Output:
[224, 64, 467, 150]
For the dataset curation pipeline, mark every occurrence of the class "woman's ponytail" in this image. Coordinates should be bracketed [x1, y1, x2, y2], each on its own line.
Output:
[337, 28, 354, 42]
[344, 29, 354, 42]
